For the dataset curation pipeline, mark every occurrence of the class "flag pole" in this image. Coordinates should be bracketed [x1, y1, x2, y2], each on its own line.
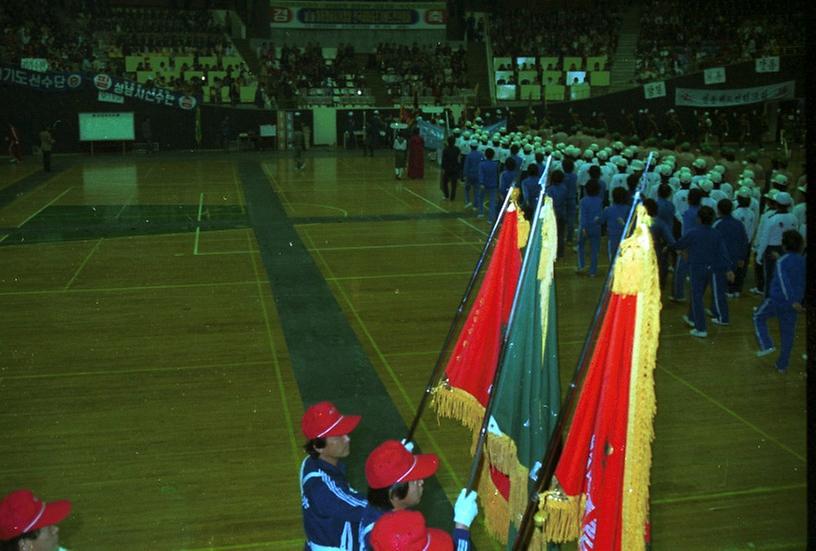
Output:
[405, 187, 516, 443]
[464, 156, 553, 492]
[511, 152, 655, 550]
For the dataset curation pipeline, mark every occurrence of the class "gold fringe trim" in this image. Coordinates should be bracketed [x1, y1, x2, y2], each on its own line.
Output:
[476, 458, 510, 543]
[537, 489, 585, 543]
[612, 205, 653, 296]
[618, 206, 661, 551]
[484, 434, 531, 532]
[511, 197, 531, 249]
[430, 384, 485, 435]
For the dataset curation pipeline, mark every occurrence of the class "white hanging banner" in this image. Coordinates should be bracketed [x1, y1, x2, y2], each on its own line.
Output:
[643, 81, 666, 100]
[755, 56, 780, 73]
[675, 80, 795, 107]
[703, 67, 726, 85]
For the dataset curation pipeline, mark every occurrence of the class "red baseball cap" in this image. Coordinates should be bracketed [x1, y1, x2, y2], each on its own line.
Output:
[0, 490, 72, 541]
[371, 510, 452, 551]
[301, 401, 361, 440]
[365, 440, 439, 489]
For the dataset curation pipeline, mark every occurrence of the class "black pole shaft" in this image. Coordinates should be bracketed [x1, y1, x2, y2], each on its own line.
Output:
[511, 153, 655, 550]
[464, 156, 553, 492]
[405, 189, 515, 442]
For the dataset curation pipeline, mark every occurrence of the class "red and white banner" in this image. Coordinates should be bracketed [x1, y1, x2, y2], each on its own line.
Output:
[269, 2, 446, 29]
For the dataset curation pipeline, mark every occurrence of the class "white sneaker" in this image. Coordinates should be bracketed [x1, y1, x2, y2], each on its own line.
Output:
[690, 329, 708, 338]
[682, 315, 695, 328]
[710, 318, 729, 326]
[749, 287, 763, 296]
[756, 347, 776, 358]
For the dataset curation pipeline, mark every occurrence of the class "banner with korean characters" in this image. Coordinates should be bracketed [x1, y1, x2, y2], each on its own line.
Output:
[755, 56, 780, 73]
[1, 64, 198, 111]
[703, 67, 726, 85]
[675, 80, 795, 107]
[643, 81, 666, 100]
[92, 73, 198, 110]
[1, 64, 83, 92]
[269, 2, 446, 29]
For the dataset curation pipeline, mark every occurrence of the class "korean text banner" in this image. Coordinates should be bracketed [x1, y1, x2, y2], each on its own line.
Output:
[1, 64, 83, 92]
[269, 2, 446, 29]
[1, 64, 198, 111]
[675, 80, 795, 107]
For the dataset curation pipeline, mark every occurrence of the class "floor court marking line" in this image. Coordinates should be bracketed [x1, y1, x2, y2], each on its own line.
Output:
[374, 183, 417, 215]
[246, 230, 302, 470]
[16, 185, 73, 228]
[304, 231, 464, 491]
[651, 483, 806, 505]
[0, 234, 7, 244]
[286, 202, 349, 217]
[63, 238, 104, 290]
[309, 241, 483, 252]
[659, 366, 806, 463]
[231, 162, 245, 215]
[0, 280, 259, 297]
[193, 192, 204, 255]
[2, 360, 272, 381]
[325, 271, 472, 282]
[401, 187, 488, 237]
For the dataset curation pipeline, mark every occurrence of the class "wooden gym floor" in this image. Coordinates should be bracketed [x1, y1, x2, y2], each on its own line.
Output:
[0, 149, 806, 550]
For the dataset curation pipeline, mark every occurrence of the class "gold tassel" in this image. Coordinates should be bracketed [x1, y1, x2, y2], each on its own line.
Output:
[430, 384, 485, 435]
[537, 489, 585, 542]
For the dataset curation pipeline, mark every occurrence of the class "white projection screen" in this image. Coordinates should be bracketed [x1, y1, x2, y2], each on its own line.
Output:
[78, 112, 135, 142]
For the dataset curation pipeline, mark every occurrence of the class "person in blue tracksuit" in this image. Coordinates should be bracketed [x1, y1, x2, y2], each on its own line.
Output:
[547, 169, 568, 258]
[358, 440, 440, 550]
[753, 230, 806, 373]
[478, 148, 500, 222]
[672, 188, 703, 302]
[711, 199, 748, 324]
[499, 157, 517, 207]
[643, 197, 675, 290]
[300, 401, 367, 551]
[520, 163, 541, 216]
[462, 142, 482, 209]
[672, 206, 734, 337]
[508, 144, 523, 183]
[577, 178, 603, 276]
[601, 187, 630, 262]
[562, 158, 578, 246]
[587, 164, 607, 206]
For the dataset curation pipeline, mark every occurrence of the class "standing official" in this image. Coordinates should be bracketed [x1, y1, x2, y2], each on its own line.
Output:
[39, 126, 55, 172]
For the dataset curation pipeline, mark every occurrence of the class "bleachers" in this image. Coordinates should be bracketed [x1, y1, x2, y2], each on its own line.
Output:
[492, 56, 609, 101]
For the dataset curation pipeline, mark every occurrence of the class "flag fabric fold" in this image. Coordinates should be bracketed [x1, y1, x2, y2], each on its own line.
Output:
[477, 197, 561, 546]
[537, 205, 660, 551]
[431, 206, 523, 432]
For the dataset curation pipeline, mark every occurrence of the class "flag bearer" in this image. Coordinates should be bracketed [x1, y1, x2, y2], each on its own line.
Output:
[300, 402, 367, 550]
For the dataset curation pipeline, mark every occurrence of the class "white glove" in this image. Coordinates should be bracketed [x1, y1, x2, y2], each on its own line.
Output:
[453, 489, 478, 527]
[400, 438, 415, 452]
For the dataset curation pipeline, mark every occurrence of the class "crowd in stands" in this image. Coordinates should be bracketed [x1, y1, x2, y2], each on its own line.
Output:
[374, 42, 469, 101]
[0, 0, 101, 74]
[489, 7, 621, 61]
[635, 0, 805, 83]
[257, 41, 366, 104]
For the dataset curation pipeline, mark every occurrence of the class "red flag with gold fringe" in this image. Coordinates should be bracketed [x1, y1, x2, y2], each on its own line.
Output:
[537, 205, 660, 551]
[431, 204, 527, 433]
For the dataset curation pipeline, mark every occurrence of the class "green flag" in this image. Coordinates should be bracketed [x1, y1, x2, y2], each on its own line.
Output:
[478, 197, 561, 548]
